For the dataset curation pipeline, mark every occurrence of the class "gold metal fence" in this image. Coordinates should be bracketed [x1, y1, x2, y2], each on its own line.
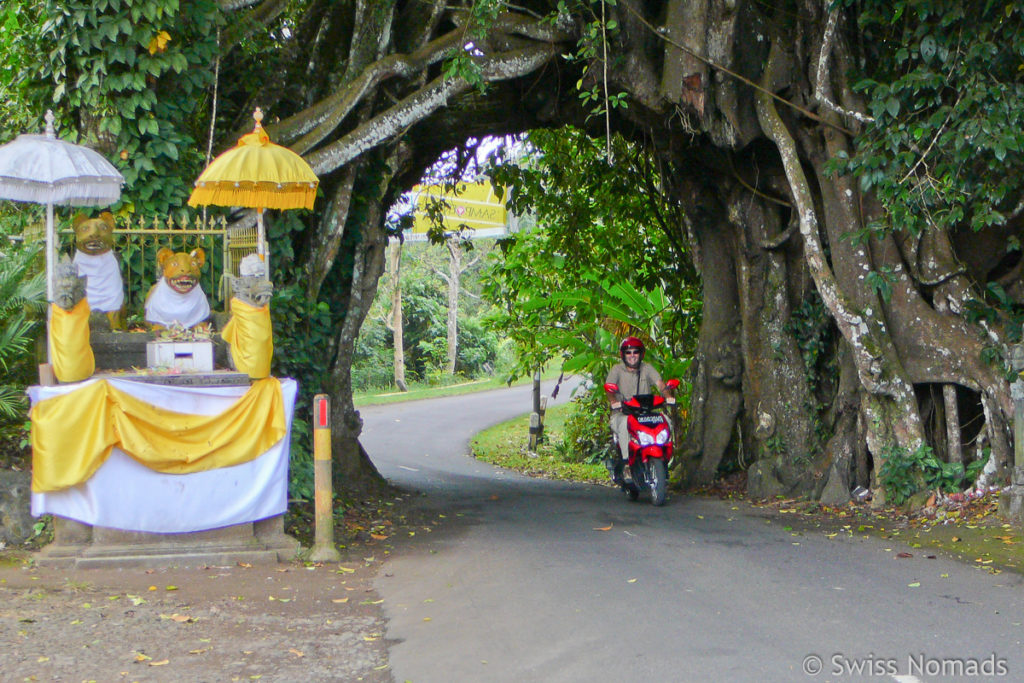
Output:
[56, 212, 262, 317]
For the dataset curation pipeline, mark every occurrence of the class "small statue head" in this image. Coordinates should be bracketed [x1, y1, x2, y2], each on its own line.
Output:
[73, 212, 116, 255]
[157, 247, 205, 294]
[53, 254, 86, 311]
[232, 253, 273, 306]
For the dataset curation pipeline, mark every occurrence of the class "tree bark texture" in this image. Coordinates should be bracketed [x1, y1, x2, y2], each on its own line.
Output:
[216, 0, 1017, 498]
[389, 240, 407, 391]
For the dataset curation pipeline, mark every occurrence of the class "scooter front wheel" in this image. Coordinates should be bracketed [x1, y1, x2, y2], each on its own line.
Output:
[649, 458, 667, 506]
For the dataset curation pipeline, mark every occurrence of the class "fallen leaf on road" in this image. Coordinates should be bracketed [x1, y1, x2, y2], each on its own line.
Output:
[896, 552, 913, 559]
[908, 582, 920, 587]
[627, 578, 637, 583]
[134, 653, 152, 662]
[335, 566, 355, 574]
[159, 613, 194, 623]
[331, 598, 349, 604]
[188, 648, 210, 655]
[288, 648, 304, 657]
[594, 524, 613, 531]
[148, 660, 169, 667]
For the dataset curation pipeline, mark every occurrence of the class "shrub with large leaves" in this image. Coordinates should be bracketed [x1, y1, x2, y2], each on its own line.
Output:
[0, 242, 45, 421]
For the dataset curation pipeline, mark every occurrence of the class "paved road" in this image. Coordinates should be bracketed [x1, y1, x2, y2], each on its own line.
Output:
[361, 383, 1024, 683]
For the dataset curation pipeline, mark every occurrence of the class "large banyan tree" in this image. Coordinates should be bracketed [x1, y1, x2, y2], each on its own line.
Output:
[12, 0, 1023, 501]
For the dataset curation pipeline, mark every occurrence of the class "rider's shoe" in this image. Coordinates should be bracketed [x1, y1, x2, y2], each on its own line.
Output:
[605, 458, 625, 485]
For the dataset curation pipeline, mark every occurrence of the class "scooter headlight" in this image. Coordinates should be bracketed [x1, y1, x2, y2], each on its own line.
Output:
[655, 430, 670, 445]
[637, 431, 656, 446]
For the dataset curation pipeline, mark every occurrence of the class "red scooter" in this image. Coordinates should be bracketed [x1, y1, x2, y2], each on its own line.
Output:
[604, 379, 680, 506]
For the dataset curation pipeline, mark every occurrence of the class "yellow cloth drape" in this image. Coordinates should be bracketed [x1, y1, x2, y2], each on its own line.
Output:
[30, 377, 285, 493]
[221, 297, 274, 379]
[49, 300, 95, 383]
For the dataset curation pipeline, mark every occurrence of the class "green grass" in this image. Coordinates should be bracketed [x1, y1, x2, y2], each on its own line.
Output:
[354, 377, 508, 407]
[469, 403, 609, 484]
[353, 367, 563, 407]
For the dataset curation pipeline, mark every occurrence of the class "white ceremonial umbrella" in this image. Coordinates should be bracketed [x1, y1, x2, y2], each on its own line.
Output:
[0, 110, 124, 300]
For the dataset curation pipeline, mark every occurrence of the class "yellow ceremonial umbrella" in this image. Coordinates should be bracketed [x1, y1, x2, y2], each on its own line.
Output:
[188, 108, 318, 262]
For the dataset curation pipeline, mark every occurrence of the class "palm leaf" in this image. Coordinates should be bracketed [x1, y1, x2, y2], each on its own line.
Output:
[0, 385, 28, 421]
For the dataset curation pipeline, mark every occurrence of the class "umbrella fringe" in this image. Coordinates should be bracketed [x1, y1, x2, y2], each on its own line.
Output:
[188, 185, 316, 212]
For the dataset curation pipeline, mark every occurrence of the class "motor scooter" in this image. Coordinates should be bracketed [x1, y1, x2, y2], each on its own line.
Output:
[604, 378, 679, 506]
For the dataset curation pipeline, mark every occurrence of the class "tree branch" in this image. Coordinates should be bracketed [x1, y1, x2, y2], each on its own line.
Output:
[305, 43, 559, 175]
[814, 6, 874, 125]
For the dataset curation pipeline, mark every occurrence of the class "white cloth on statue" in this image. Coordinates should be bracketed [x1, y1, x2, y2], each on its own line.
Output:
[145, 277, 211, 328]
[29, 378, 297, 534]
[73, 250, 124, 312]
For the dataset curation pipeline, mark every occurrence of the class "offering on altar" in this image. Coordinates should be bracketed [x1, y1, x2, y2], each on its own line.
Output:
[72, 212, 125, 330]
[145, 247, 211, 329]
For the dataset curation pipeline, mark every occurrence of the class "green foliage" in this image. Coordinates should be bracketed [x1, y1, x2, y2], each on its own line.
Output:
[1, 0, 223, 216]
[484, 127, 700, 384]
[354, 239, 502, 392]
[964, 281, 1024, 377]
[439, 0, 504, 93]
[270, 279, 335, 502]
[833, 0, 1024, 237]
[0, 239, 46, 422]
[878, 443, 987, 506]
[559, 386, 615, 464]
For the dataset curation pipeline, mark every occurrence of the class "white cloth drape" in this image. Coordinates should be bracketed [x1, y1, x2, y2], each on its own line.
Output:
[145, 278, 211, 328]
[30, 378, 297, 534]
[73, 250, 124, 312]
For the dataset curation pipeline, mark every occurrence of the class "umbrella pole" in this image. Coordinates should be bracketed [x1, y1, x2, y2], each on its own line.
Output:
[257, 207, 269, 272]
[45, 202, 54, 364]
[46, 203, 55, 302]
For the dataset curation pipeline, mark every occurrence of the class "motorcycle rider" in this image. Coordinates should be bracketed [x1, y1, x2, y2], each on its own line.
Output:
[605, 336, 672, 484]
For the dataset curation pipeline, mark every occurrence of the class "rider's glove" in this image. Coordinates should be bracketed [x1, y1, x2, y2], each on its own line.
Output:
[611, 401, 622, 411]
[666, 397, 676, 405]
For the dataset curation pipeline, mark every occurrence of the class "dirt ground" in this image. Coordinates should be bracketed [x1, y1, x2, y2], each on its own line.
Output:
[0, 555, 390, 682]
[0, 491, 446, 683]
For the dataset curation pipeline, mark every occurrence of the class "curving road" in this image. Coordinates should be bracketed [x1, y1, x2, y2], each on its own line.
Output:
[361, 383, 1024, 683]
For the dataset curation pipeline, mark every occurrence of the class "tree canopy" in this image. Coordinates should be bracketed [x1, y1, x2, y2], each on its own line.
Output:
[3, 0, 1023, 503]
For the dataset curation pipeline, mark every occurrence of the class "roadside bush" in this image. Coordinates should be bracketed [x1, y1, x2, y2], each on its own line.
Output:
[455, 316, 498, 376]
[878, 443, 987, 506]
[558, 385, 615, 464]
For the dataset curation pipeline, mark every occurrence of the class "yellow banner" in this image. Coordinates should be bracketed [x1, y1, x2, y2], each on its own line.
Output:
[410, 181, 507, 234]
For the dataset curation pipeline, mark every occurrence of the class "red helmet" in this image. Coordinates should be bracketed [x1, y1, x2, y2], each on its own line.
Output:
[619, 336, 645, 365]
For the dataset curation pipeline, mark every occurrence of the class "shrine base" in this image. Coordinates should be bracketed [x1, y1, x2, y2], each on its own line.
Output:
[35, 515, 300, 569]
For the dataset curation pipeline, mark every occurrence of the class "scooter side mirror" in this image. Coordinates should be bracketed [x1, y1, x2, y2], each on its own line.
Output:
[665, 378, 680, 390]
[604, 382, 619, 394]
